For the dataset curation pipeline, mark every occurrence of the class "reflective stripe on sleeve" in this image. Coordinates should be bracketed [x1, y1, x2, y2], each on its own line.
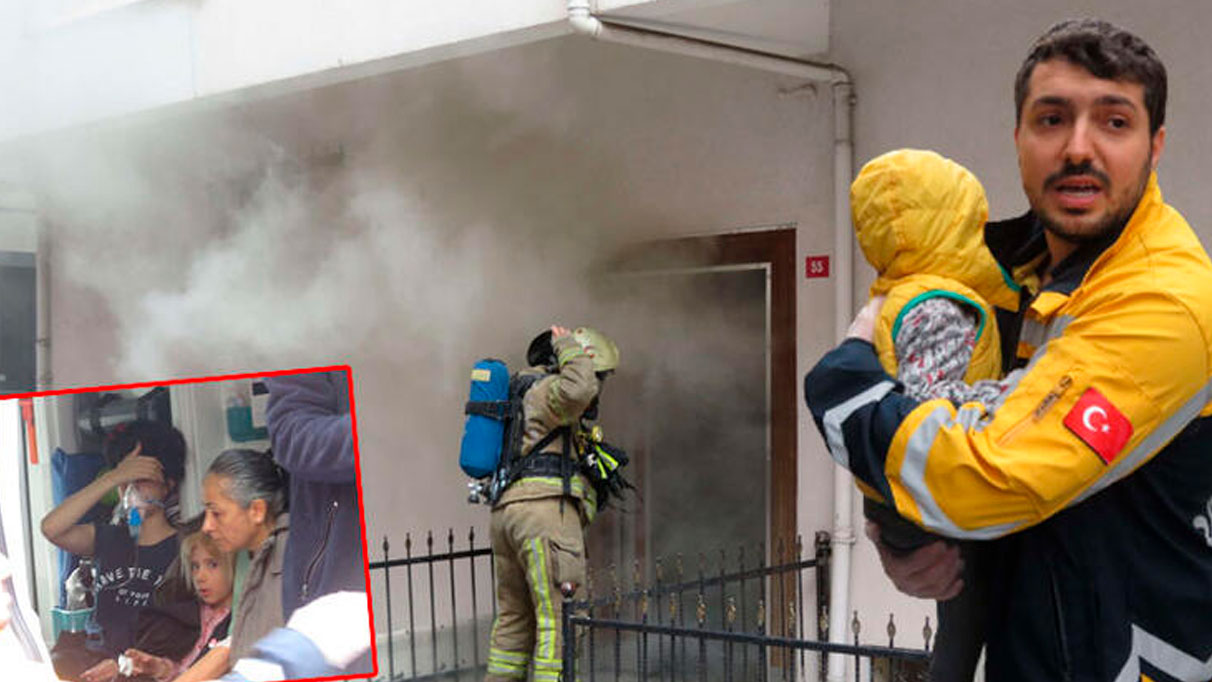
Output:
[894, 372, 1212, 537]
[896, 403, 1024, 539]
[1016, 314, 1074, 360]
[547, 379, 568, 422]
[822, 381, 897, 468]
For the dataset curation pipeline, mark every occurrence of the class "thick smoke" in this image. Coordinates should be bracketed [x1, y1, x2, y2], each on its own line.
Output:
[16, 58, 676, 541]
[13, 39, 815, 590]
[23, 89, 637, 385]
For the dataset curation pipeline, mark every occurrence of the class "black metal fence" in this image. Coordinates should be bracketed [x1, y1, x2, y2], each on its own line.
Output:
[559, 534, 823, 682]
[368, 529, 934, 682]
[369, 529, 494, 680]
[560, 533, 934, 682]
[561, 612, 933, 682]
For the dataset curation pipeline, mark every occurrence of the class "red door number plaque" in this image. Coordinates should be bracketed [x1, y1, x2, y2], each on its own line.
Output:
[805, 255, 830, 279]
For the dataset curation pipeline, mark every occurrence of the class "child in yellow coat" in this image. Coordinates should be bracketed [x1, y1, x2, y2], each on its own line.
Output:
[850, 148, 1027, 681]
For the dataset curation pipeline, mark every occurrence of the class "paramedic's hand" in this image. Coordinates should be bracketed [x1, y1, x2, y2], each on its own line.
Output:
[866, 522, 963, 601]
[103, 443, 163, 487]
[551, 325, 571, 339]
[846, 296, 885, 342]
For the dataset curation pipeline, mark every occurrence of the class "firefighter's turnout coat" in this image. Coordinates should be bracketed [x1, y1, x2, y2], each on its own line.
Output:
[806, 174, 1212, 682]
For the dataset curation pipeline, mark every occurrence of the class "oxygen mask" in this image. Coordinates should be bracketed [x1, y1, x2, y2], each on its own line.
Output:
[119, 484, 164, 540]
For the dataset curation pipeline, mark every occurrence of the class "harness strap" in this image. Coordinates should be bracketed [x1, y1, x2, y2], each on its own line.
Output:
[526, 426, 568, 457]
[510, 453, 570, 478]
[503, 426, 575, 492]
[465, 400, 510, 419]
[491, 371, 585, 508]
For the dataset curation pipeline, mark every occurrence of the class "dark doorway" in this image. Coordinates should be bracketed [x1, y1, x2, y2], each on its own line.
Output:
[589, 228, 797, 611]
[0, 250, 35, 394]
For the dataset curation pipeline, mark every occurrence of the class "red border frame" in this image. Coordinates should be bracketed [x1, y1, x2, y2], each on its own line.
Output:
[7, 364, 379, 682]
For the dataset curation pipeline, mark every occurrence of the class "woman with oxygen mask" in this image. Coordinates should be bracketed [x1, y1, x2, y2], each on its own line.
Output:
[41, 421, 186, 682]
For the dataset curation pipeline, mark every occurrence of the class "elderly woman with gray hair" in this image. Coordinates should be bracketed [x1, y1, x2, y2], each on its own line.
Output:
[200, 449, 289, 671]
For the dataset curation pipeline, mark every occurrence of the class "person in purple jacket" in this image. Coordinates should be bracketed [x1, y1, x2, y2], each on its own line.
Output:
[263, 369, 372, 673]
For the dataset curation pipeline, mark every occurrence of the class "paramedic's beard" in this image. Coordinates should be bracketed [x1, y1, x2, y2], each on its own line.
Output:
[1037, 156, 1151, 249]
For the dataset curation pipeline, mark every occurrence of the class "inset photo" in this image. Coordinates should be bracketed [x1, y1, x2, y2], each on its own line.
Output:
[0, 366, 376, 682]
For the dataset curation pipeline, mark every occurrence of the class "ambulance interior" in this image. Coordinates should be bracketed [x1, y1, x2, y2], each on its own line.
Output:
[0, 378, 272, 664]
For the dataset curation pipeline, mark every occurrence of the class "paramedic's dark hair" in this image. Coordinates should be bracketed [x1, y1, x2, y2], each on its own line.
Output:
[207, 449, 288, 519]
[103, 420, 187, 484]
[1015, 18, 1167, 135]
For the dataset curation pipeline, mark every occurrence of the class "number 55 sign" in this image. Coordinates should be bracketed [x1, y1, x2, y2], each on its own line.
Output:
[805, 255, 830, 279]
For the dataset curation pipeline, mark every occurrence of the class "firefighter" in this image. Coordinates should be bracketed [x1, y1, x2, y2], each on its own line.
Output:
[485, 325, 619, 682]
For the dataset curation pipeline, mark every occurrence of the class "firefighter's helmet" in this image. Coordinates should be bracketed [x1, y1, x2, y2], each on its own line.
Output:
[572, 326, 620, 373]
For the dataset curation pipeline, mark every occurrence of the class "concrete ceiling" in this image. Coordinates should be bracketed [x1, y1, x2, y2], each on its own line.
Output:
[598, 0, 831, 59]
[0, 0, 833, 148]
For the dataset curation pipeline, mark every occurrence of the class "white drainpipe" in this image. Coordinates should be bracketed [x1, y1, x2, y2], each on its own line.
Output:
[828, 79, 856, 682]
[567, 3, 858, 679]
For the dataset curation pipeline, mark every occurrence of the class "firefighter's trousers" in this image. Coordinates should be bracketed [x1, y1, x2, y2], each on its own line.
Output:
[485, 497, 586, 682]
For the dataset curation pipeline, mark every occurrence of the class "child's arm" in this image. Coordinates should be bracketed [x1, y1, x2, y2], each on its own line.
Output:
[169, 645, 230, 682]
[893, 297, 1013, 406]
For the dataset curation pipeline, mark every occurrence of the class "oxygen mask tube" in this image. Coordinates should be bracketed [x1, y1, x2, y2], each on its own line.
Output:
[124, 493, 142, 541]
[111, 484, 166, 595]
[119, 485, 164, 541]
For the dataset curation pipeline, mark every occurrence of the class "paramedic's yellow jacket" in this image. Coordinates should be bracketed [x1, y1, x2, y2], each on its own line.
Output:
[806, 173, 1212, 681]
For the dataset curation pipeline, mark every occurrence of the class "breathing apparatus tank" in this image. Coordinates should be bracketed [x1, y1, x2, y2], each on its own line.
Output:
[459, 359, 511, 480]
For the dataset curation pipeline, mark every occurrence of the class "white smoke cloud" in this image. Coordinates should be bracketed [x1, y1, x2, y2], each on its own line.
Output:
[12, 40, 811, 586]
[23, 102, 607, 386]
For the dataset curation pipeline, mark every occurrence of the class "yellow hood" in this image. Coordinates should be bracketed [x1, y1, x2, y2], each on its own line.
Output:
[851, 149, 1020, 311]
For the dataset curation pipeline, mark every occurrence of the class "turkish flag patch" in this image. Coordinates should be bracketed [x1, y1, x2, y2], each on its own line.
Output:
[1063, 387, 1133, 465]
